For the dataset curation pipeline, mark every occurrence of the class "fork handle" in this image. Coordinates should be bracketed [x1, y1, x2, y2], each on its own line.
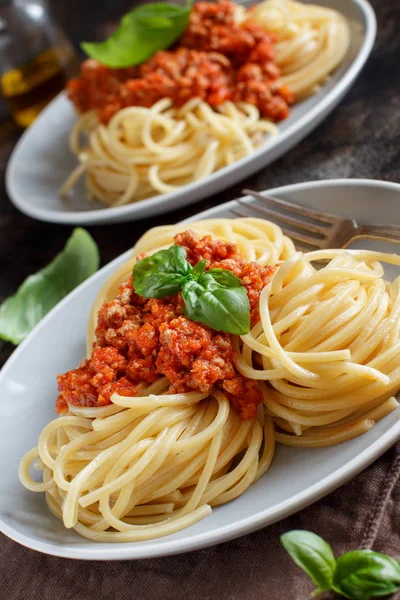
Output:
[357, 224, 400, 242]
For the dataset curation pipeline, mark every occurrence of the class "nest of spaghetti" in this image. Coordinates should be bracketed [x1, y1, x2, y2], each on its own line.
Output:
[20, 219, 400, 542]
[61, 0, 350, 207]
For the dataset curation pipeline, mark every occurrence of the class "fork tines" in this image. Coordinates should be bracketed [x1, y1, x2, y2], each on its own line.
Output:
[232, 189, 337, 250]
[242, 189, 337, 224]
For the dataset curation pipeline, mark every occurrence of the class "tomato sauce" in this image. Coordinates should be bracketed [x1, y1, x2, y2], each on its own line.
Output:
[56, 231, 276, 419]
[67, 0, 293, 124]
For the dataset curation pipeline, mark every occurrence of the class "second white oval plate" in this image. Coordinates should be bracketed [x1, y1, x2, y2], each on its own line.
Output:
[0, 178, 400, 560]
[6, 0, 376, 225]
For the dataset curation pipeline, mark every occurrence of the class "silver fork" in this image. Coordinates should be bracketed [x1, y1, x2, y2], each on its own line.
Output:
[230, 189, 400, 250]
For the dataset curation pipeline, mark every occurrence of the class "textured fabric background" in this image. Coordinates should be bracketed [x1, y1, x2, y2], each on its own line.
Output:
[0, 0, 399, 598]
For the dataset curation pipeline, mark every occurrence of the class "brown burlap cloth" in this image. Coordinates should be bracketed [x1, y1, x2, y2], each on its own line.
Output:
[1, 442, 399, 600]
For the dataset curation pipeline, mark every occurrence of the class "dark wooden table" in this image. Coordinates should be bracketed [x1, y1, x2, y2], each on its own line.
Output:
[1, 1, 399, 598]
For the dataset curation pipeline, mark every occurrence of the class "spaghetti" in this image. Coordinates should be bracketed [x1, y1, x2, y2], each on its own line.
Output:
[61, 0, 350, 207]
[60, 99, 278, 206]
[20, 382, 274, 542]
[20, 218, 399, 542]
[243, 0, 350, 98]
[237, 248, 400, 446]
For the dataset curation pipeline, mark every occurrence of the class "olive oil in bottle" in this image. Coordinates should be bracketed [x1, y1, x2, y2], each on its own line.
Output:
[1, 48, 77, 128]
[0, 0, 78, 128]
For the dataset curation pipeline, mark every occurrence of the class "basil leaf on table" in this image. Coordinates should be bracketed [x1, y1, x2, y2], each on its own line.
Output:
[0, 228, 99, 345]
[133, 245, 191, 298]
[81, 1, 192, 69]
[280, 531, 336, 593]
[182, 272, 250, 335]
[332, 550, 400, 600]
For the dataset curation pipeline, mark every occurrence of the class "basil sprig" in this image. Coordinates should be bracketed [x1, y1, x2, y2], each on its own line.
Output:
[332, 551, 400, 600]
[182, 270, 250, 334]
[281, 530, 400, 600]
[281, 530, 336, 594]
[0, 228, 99, 345]
[133, 246, 250, 335]
[133, 245, 191, 298]
[81, 1, 192, 69]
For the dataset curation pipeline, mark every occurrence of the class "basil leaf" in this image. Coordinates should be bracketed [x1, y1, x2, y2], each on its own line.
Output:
[182, 272, 250, 335]
[137, 16, 174, 29]
[133, 245, 191, 298]
[332, 550, 400, 600]
[0, 228, 99, 345]
[81, 1, 192, 69]
[281, 531, 336, 593]
[191, 259, 207, 280]
[207, 268, 243, 288]
[135, 2, 191, 18]
[132, 246, 250, 333]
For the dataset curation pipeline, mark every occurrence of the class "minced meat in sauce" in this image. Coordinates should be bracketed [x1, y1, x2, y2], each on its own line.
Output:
[67, 0, 293, 124]
[56, 231, 277, 419]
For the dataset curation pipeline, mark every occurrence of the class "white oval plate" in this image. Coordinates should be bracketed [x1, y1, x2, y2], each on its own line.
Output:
[6, 0, 376, 226]
[1, 178, 400, 560]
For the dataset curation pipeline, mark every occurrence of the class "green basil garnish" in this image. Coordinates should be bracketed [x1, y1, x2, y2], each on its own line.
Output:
[133, 245, 191, 298]
[332, 551, 400, 600]
[281, 530, 336, 594]
[191, 259, 207, 279]
[281, 530, 400, 600]
[0, 228, 99, 345]
[182, 271, 250, 335]
[81, 1, 192, 69]
[132, 245, 251, 335]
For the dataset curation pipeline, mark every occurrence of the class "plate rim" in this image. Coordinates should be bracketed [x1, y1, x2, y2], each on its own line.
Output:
[1, 177, 400, 560]
[6, 0, 377, 225]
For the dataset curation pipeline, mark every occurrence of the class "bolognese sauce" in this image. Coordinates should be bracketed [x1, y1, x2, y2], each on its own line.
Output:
[57, 231, 277, 420]
[67, 0, 293, 124]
